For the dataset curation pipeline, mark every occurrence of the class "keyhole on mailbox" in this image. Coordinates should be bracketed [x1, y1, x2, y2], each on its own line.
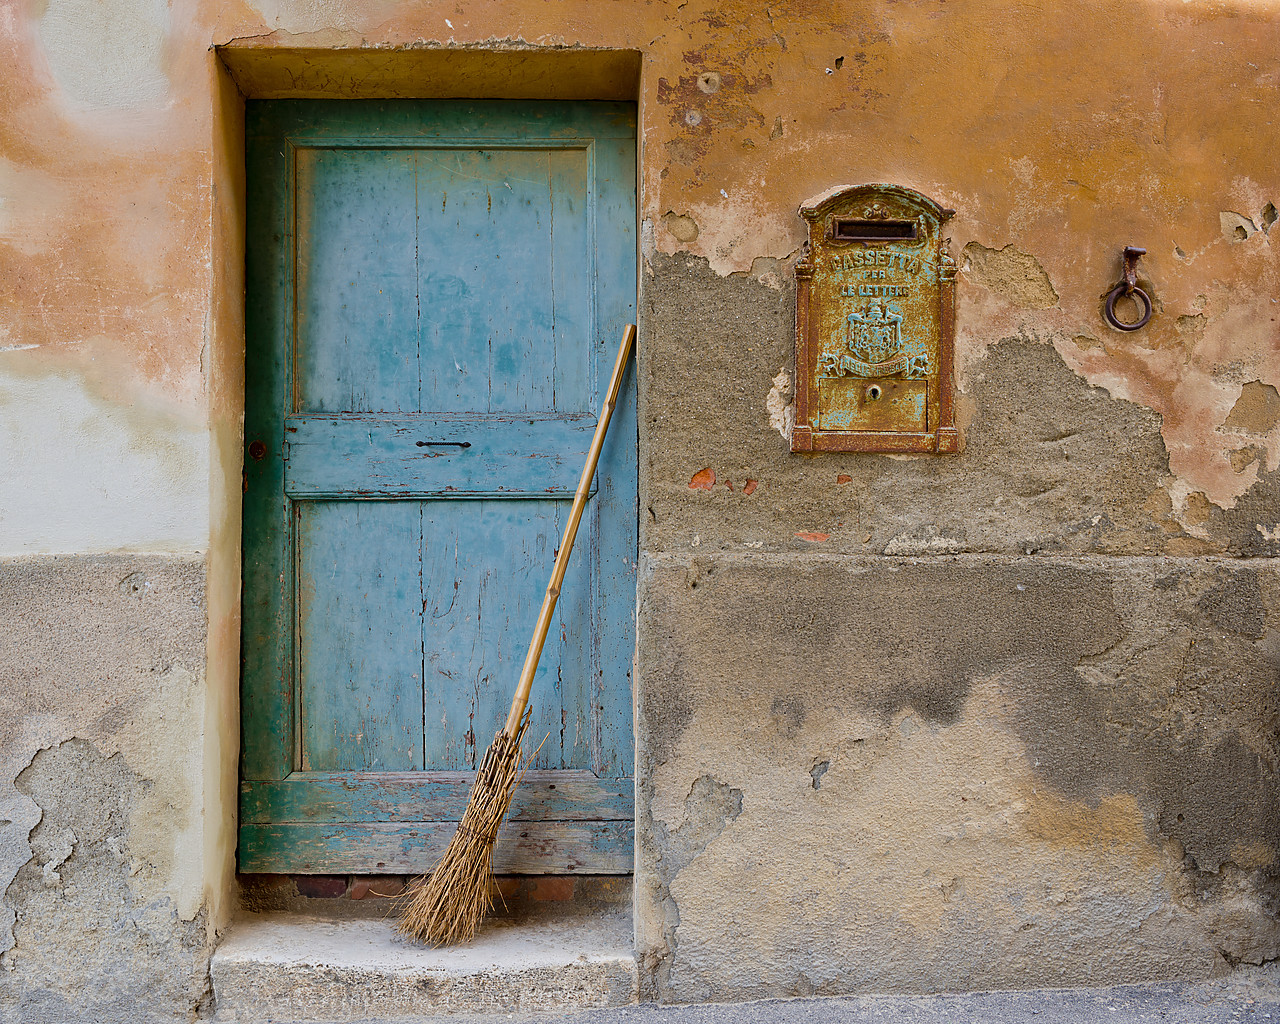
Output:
[865, 385, 883, 402]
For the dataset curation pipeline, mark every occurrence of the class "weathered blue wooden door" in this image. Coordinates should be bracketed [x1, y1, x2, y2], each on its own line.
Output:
[240, 101, 637, 874]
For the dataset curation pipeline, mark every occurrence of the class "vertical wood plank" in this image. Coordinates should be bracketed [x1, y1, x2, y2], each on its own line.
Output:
[241, 103, 296, 781]
[555, 508, 597, 771]
[548, 147, 593, 415]
[421, 499, 566, 769]
[477, 149, 557, 414]
[589, 134, 639, 779]
[416, 148, 562, 414]
[297, 501, 424, 770]
[295, 148, 420, 414]
[415, 148, 494, 415]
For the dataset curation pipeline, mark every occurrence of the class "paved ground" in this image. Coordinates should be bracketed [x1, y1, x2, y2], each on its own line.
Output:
[249, 964, 1280, 1024]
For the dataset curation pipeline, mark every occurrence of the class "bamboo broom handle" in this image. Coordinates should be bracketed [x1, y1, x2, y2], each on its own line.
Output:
[502, 324, 637, 737]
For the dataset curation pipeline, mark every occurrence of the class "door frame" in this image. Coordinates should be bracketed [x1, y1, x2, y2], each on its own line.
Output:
[225, 83, 643, 878]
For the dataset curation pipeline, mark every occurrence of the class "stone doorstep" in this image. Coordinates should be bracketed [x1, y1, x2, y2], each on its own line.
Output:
[209, 912, 637, 1022]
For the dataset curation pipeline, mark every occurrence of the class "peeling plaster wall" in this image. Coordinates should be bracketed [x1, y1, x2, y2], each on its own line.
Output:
[636, 243, 1279, 999]
[0, 558, 212, 1022]
[0, 0, 1278, 1015]
[2, 0, 233, 1015]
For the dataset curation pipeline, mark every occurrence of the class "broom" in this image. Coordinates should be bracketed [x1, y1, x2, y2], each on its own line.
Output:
[398, 323, 637, 946]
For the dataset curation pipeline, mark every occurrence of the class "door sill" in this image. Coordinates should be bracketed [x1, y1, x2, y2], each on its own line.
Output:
[210, 907, 635, 1020]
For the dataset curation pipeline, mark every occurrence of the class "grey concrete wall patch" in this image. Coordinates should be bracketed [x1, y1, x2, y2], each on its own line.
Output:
[0, 556, 212, 1023]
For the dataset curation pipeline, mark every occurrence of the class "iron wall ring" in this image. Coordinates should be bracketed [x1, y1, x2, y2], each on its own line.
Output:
[1104, 283, 1153, 332]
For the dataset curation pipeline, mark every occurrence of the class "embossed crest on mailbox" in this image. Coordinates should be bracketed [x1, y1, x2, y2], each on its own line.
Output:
[792, 184, 960, 454]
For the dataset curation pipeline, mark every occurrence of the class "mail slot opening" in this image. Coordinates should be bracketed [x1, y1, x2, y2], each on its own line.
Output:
[833, 219, 918, 241]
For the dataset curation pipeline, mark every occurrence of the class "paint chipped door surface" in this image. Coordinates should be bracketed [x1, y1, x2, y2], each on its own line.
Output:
[240, 101, 637, 873]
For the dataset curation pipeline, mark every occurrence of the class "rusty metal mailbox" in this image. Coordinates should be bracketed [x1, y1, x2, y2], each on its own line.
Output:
[792, 184, 960, 454]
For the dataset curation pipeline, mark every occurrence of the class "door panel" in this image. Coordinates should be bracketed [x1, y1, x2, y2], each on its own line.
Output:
[295, 148, 420, 415]
[295, 145, 595, 417]
[241, 100, 637, 874]
[297, 500, 424, 772]
[416, 148, 586, 415]
[420, 498, 592, 772]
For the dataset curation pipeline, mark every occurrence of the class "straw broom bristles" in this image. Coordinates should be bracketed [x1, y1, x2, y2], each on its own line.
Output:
[397, 714, 530, 946]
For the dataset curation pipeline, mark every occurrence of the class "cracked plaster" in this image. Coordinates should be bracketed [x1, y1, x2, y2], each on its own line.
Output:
[0, 556, 213, 1022]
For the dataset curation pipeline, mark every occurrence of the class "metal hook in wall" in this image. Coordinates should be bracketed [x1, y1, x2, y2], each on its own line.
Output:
[1103, 246, 1153, 332]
